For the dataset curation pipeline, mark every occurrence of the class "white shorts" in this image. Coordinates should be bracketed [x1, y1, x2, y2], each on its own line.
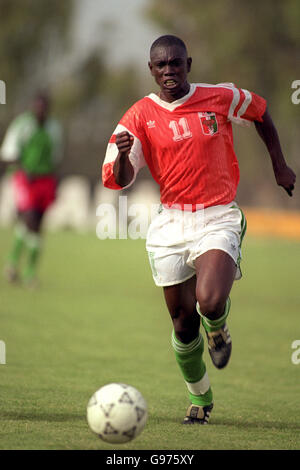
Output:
[146, 201, 247, 287]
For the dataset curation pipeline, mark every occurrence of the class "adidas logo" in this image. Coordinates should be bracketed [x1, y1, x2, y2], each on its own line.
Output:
[147, 120, 156, 128]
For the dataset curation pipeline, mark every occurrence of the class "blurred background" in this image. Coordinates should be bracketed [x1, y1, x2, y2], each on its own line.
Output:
[0, 0, 299, 231]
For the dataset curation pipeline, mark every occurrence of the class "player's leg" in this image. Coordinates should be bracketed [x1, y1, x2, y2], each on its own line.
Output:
[4, 213, 27, 282]
[22, 175, 56, 284]
[21, 209, 44, 284]
[4, 171, 30, 282]
[195, 249, 237, 369]
[164, 277, 213, 424]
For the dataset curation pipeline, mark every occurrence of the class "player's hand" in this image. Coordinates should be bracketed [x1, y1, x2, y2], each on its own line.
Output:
[275, 164, 296, 197]
[116, 131, 134, 156]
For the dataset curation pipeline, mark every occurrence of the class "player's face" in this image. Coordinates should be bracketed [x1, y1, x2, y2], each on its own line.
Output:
[33, 97, 50, 124]
[148, 45, 192, 102]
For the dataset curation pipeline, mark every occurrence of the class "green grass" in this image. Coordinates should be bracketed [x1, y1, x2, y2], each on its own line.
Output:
[0, 228, 299, 450]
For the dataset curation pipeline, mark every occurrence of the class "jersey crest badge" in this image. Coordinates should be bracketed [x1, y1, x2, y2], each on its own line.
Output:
[198, 112, 218, 136]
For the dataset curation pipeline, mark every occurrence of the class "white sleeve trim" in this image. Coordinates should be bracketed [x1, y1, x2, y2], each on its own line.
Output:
[0, 123, 21, 162]
[237, 89, 252, 118]
[103, 124, 146, 189]
[0, 113, 36, 162]
[228, 87, 252, 127]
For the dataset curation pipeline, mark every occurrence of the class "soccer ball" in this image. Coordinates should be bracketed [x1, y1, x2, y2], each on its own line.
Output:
[86, 383, 148, 444]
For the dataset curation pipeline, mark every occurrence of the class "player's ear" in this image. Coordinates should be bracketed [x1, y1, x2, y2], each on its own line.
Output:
[187, 57, 192, 73]
[148, 61, 154, 75]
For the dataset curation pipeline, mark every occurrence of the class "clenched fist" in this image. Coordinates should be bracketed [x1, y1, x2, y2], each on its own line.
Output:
[116, 131, 134, 156]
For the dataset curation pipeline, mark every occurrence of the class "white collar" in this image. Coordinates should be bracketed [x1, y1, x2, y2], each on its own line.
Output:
[146, 83, 196, 111]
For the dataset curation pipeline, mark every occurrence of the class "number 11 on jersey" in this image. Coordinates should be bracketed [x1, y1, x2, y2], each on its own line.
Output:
[169, 118, 192, 141]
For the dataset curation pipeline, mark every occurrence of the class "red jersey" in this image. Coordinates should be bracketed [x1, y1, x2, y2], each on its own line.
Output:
[102, 83, 266, 210]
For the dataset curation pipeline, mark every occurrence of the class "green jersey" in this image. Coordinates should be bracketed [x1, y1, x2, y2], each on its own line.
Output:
[0, 111, 62, 175]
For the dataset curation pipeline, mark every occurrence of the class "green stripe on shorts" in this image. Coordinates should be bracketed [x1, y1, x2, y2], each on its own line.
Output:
[148, 251, 158, 278]
[237, 207, 247, 267]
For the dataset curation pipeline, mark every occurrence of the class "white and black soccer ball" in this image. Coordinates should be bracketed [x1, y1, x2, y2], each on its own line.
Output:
[86, 383, 148, 444]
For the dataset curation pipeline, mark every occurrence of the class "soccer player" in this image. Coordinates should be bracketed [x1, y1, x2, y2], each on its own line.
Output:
[0, 92, 63, 286]
[102, 35, 296, 424]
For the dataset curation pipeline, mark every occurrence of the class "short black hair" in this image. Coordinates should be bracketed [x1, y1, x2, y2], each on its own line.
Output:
[150, 35, 187, 56]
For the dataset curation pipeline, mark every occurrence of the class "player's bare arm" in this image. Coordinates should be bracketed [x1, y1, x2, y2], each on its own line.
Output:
[254, 109, 296, 196]
[113, 131, 134, 187]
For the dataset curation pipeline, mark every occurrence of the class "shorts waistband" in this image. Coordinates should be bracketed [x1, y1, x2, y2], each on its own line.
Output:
[159, 201, 238, 215]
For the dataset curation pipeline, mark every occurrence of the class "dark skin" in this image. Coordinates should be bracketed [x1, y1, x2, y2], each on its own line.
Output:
[114, 44, 296, 344]
[0, 96, 52, 232]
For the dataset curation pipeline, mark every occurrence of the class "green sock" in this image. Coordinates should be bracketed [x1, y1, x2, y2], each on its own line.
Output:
[171, 330, 213, 406]
[7, 224, 27, 268]
[23, 232, 41, 280]
[197, 297, 231, 333]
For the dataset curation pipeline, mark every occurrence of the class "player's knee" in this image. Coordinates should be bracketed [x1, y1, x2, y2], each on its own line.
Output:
[171, 305, 200, 344]
[196, 289, 226, 320]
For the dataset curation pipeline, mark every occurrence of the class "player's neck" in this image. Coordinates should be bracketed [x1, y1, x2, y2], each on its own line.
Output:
[33, 113, 47, 127]
[158, 83, 191, 103]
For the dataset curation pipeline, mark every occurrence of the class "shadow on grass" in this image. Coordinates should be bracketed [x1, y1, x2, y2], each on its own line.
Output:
[211, 418, 300, 431]
[0, 410, 83, 423]
[2, 411, 300, 432]
[154, 415, 300, 431]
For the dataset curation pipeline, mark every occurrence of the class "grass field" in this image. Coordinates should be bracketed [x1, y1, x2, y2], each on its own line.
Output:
[0, 227, 299, 450]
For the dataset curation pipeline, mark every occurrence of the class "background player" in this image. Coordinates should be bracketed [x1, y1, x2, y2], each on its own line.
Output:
[0, 92, 63, 286]
[102, 35, 296, 424]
